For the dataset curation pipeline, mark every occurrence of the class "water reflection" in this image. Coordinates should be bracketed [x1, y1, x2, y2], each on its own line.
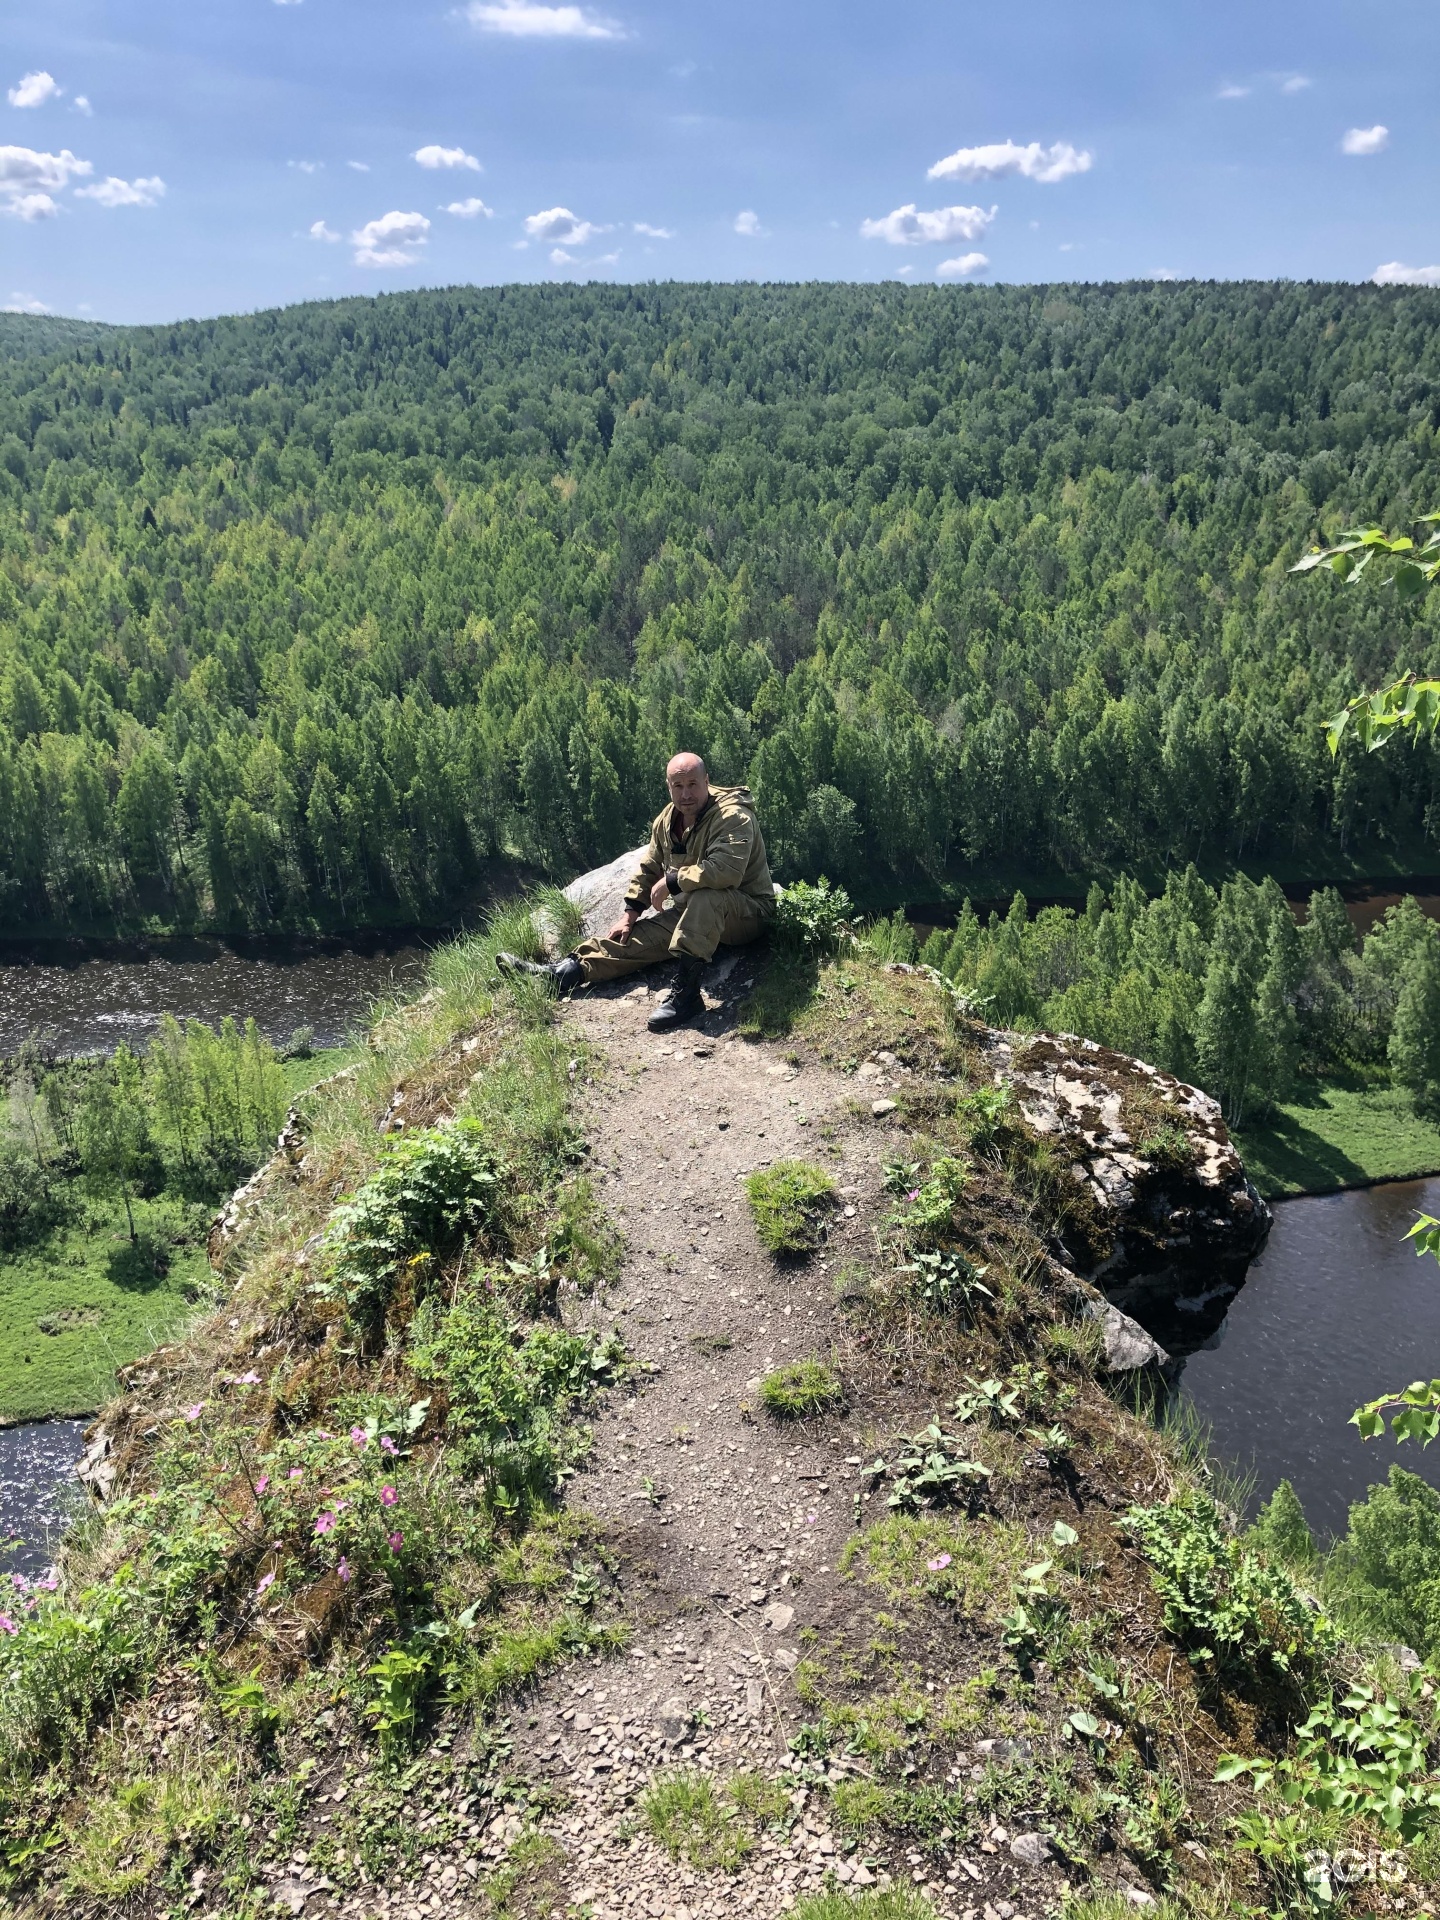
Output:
[0, 935, 432, 1056]
[1177, 1176, 1440, 1540]
[0, 1418, 88, 1577]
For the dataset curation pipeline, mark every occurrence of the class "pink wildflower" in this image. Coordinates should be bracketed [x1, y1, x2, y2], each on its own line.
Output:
[350, 1427, 368, 1448]
[254, 1475, 270, 1496]
[9, 1575, 24, 1591]
[288, 1468, 303, 1481]
[379, 1485, 397, 1508]
[927, 1553, 952, 1572]
[387, 1531, 403, 1553]
[338, 1557, 352, 1583]
[37, 1576, 57, 1591]
[183, 1403, 204, 1421]
[0, 1614, 16, 1635]
[905, 1188, 921, 1203]
[239, 1371, 261, 1385]
[315, 1430, 331, 1441]
[255, 1572, 275, 1598]
[314, 1511, 336, 1536]
[379, 1435, 397, 1455]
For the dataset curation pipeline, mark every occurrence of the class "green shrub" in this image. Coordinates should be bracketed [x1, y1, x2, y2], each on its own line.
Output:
[0, 1577, 146, 1775]
[774, 878, 855, 955]
[745, 1160, 837, 1255]
[1126, 1485, 1336, 1678]
[640, 1772, 751, 1870]
[321, 1118, 505, 1332]
[411, 1294, 614, 1511]
[1247, 1479, 1317, 1570]
[759, 1358, 842, 1418]
[889, 1155, 970, 1246]
[1324, 1466, 1440, 1656]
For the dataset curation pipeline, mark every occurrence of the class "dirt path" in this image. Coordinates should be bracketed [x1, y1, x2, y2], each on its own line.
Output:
[465, 967, 975, 1920]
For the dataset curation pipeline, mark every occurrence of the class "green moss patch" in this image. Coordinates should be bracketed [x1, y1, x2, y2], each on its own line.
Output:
[744, 1160, 837, 1255]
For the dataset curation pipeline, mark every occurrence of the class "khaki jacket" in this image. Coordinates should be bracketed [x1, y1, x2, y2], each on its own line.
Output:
[624, 785, 776, 913]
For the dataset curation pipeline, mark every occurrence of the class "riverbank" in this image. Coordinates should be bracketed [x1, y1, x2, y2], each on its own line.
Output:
[0, 1046, 358, 1424]
[1232, 1073, 1440, 1198]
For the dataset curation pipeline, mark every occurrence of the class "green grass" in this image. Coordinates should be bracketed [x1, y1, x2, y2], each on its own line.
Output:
[791, 1889, 938, 1920]
[1232, 1075, 1440, 1198]
[0, 1046, 354, 1422]
[640, 1772, 752, 1871]
[744, 1160, 838, 1255]
[759, 1357, 842, 1417]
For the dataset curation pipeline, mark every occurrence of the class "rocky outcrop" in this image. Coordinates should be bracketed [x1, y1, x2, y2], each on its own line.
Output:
[982, 1028, 1270, 1353]
[206, 1064, 358, 1265]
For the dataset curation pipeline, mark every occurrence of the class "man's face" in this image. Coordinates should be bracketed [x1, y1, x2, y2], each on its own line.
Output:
[666, 758, 710, 817]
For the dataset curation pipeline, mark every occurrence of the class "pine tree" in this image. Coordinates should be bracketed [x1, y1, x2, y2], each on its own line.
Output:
[1389, 932, 1440, 1111]
[1195, 954, 1258, 1127]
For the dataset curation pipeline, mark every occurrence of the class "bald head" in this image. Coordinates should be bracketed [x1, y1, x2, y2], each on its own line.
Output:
[665, 752, 710, 822]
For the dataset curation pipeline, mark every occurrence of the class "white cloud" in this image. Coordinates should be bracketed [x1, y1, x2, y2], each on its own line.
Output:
[1217, 83, 1250, 99]
[1281, 74, 1311, 93]
[634, 221, 673, 238]
[73, 95, 92, 116]
[289, 159, 323, 174]
[414, 144, 480, 170]
[352, 208, 430, 266]
[550, 247, 572, 264]
[524, 205, 605, 245]
[928, 139, 1091, 184]
[75, 174, 164, 207]
[936, 252, 988, 278]
[1149, 268, 1178, 280]
[8, 72, 61, 110]
[1373, 261, 1440, 286]
[734, 208, 762, 236]
[0, 144, 91, 219]
[896, 264, 915, 278]
[464, 0, 622, 38]
[444, 196, 493, 217]
[309, 218, 341, 242]
[347, 159, 369, 171]
[861, 202, 995, 246]
[1342, 124, 1388, 156]
[2, 292, 51, 313]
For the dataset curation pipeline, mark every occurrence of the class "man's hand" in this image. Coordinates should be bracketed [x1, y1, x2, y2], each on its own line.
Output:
[607, 908, 640, 944]
[649, 876, 673, 913]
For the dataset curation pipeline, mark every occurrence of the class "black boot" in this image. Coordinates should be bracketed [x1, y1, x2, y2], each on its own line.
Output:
[496, 952, 584, 996]
[648, 954, 706, 1033]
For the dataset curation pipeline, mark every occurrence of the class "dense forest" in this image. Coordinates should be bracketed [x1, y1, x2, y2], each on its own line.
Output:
[866, 872, 1440, 1128]
[4, 280, 1440, 933]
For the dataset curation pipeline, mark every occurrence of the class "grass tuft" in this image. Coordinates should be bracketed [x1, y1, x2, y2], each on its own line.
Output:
[792, 1888, 939, 1920]
[744, 1159, 837, 1255]
[759, 1357, 842, 1418]
[640, 1771, 752, 1871]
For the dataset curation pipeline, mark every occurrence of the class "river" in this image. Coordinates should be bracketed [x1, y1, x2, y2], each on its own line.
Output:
[0, 932, 432, 1057]
[1177, 1176, 1440, 1540]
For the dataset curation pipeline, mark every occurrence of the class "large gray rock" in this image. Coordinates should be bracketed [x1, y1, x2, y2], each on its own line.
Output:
[563, 844, 649, 942]
[982, 1028, 1270, 1351]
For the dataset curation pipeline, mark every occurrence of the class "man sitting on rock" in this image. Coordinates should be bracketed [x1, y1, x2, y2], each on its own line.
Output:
[498, 752, 775, 1033]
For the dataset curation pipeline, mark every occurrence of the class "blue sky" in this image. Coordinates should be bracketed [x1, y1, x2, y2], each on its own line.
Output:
[1, 0, 1435, 324]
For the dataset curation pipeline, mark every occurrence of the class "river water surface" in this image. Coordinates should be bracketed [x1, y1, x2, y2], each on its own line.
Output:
[1178, 1176, 1440, 1540]
[0, 934, 432, 1056]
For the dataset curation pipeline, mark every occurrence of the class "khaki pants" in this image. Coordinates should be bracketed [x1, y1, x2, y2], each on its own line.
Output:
[574, 889, 771, 984]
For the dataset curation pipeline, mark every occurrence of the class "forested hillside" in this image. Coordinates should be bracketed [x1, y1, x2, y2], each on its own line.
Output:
[4, 280, 1440, 934]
